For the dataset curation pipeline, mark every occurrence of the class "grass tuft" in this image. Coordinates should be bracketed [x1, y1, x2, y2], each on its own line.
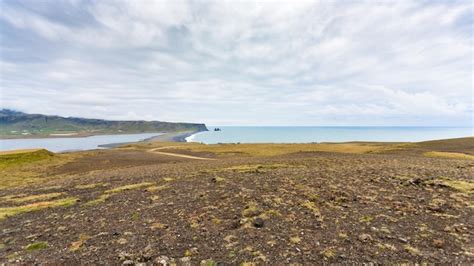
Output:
[428, 177, 474, 194]
[85, 182, 154, 206]
[3, 192, 64, 203]
[104, 182, 154, 194]
[75, 183, 108, 189]
[0, 197, 78, 220]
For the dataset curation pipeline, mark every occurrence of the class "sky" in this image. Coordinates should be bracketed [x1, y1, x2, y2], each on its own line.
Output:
[0, 0, 472, 126]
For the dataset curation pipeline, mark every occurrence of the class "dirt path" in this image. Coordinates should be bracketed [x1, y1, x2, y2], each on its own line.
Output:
[148, 147, 216, 160]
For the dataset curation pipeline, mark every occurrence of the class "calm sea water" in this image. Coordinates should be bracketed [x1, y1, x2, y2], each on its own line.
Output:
[187, 127, 473, 144]
[0, 133, 162, 152]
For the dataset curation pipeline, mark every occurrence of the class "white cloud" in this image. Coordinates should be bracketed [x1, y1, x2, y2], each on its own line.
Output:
[0, 0, 472, 126]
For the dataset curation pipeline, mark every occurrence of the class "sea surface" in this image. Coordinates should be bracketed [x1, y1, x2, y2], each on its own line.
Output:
[0, 133, 162, 152]
[187, 126, 473, 144]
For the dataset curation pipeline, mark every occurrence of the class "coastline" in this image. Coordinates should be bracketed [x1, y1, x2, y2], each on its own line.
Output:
[0, 131, 165, 140]
[145, 130, 205, 143]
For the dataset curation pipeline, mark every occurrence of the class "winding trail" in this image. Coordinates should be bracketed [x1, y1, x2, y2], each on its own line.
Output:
[148, 147, 216, 161]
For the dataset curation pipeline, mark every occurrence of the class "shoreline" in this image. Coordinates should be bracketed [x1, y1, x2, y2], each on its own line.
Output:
[0, 131, 167, 140]
[145, 130, 206, 143]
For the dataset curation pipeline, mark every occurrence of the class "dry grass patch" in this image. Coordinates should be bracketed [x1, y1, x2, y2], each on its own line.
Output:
[429, 177, 474, 194]
[289, 236, 301, 244]
[301, 200, 321, 216]
[0, 149, 54, 168]
[424, 151, 474, 160]
[84, 194, 111, 206]
[3, 192, 64, 203]
[75, 183, 108, 189]
[221, 163, 299, 173]
[85, 182, 154, 206]
[404, 245, 421, 255]
[0, 150, 83, 189]
[175, 142, 391, 157]
[0, 197, 78, 220]
[104, 182, 154, 194]
[69, 234, 91, 251]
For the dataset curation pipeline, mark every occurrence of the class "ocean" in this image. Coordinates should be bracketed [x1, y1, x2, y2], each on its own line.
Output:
[187, 126, 473, 144]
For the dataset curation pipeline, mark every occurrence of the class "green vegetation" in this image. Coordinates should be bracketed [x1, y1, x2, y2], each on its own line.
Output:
[0, 149, 80, 189]
[0, 197, 78, 220]
[0, 109, 207, 138]
[26, 242, 49, 251]
[0, 149, 54, 169]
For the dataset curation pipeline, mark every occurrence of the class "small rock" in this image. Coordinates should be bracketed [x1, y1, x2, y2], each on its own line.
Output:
[433, 239, 444, 248]
[179, 257, 191, 266]
[358, 233, 373, 242]
[154, 256, 170, 265]
[253, 217, 264, 228]
[398, 237, 408, 243]
[117, 238, 128, 245]
[118, 252, 132, 261]
[122, 260, 134, 265]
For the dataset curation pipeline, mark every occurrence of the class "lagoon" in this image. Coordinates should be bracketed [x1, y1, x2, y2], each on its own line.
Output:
[0, 133, 162, 152]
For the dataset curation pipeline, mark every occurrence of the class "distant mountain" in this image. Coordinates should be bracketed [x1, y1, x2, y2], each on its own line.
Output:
[0, 109, 208, 138]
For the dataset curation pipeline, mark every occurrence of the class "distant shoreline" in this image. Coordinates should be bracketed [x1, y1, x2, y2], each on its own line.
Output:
[97, 131, 205, 149]
[146, 130, 205, 143]
[0, 131, 164, 140]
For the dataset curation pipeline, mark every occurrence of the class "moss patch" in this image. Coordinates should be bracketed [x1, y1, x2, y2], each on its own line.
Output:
[0, 149, 54, 169]
[25, 241, 49, 251]
[84, 194, 111, 206]
[0, 150, 82, 189]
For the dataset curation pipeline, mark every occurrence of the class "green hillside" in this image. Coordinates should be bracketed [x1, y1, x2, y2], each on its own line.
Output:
[0, 109, 207, 138]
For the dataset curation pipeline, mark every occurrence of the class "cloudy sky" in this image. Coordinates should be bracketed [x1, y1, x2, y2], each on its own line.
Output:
[0, 0, 472, 126]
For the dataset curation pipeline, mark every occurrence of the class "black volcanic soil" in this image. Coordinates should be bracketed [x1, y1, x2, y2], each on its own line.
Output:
[0, 144, 473, 264]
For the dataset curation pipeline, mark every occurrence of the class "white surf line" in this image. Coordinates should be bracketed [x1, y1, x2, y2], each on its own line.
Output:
[148, 147, 216, 160]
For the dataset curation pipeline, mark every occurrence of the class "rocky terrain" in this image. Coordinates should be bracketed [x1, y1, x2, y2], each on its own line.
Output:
[0, 138, 473, 264]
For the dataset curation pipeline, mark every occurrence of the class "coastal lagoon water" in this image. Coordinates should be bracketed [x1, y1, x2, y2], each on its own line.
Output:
[187, 127, 473, 144]
[0, 133, 162, 152]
